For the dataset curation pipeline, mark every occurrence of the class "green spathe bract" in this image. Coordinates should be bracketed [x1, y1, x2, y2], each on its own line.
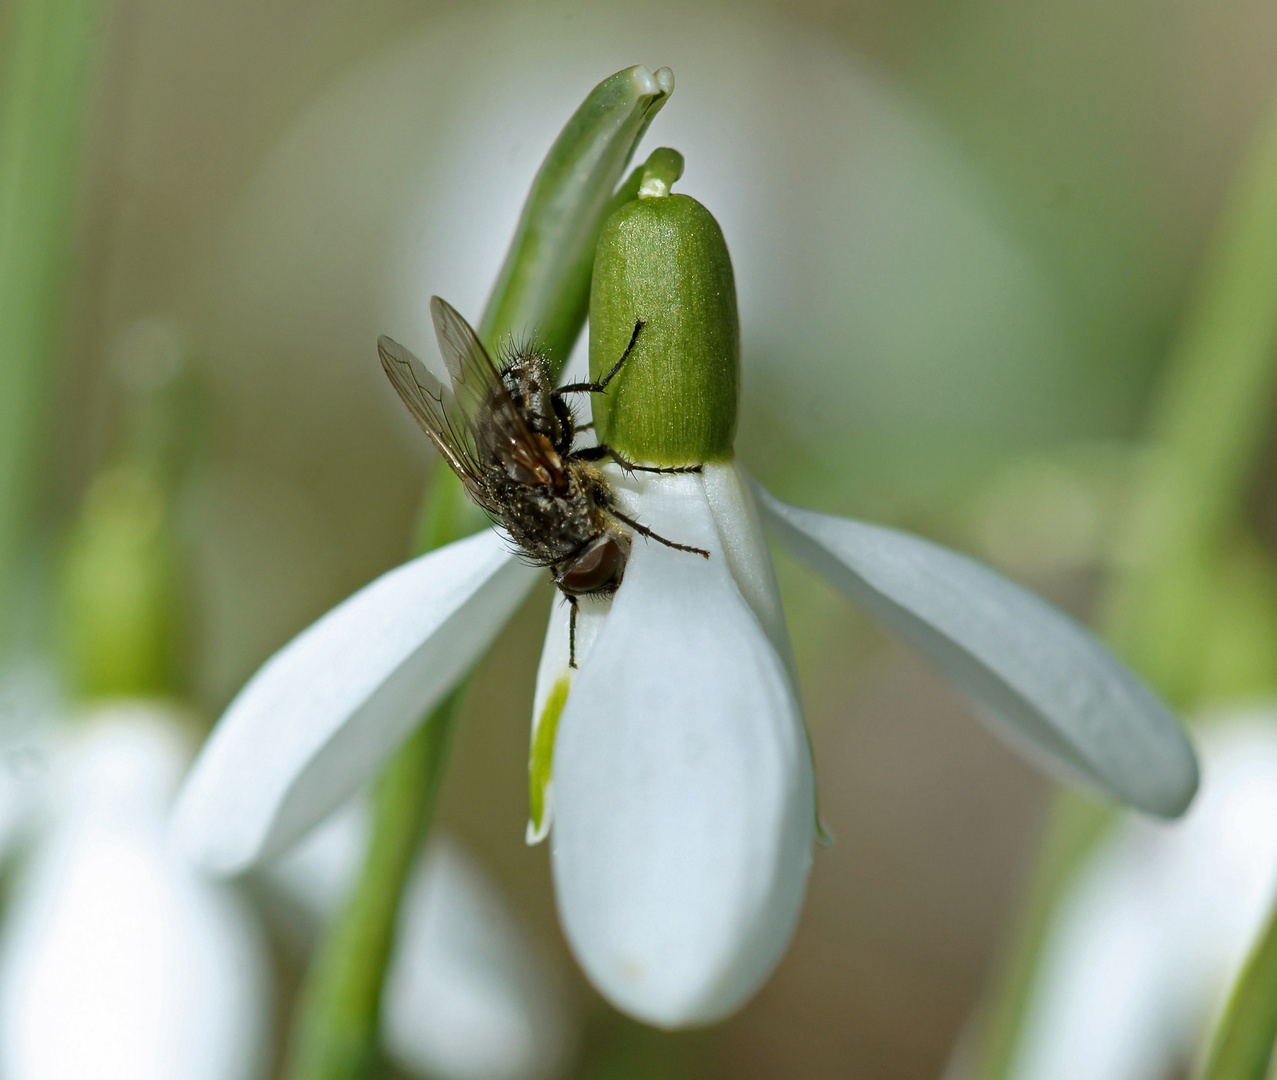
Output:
[479, 64, 673, 372]
[589, 163, 740, 466]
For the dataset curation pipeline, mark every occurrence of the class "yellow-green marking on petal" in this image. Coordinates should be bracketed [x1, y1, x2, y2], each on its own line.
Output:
[527, 675, 571, 844]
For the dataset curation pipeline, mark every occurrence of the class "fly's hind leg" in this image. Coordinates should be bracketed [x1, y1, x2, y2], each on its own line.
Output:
[606, 507, 710, 559]
[572, 444, 702, 476]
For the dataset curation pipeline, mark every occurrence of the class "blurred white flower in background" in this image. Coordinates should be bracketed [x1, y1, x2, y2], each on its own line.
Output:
[0, 665, 61, 861]
[997, 709, 1277, 1080]
[0, 702, 270, 1080]
[265, 801, 575, 1080]
[381, 839, 572, 1080]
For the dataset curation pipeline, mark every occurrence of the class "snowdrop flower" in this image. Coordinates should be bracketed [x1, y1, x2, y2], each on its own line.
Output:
[0, 702, 269, 1080]
[995, 709, 1277, 1080]
[264, 804, 574, 1080]
[174, 135, 1196, 1029]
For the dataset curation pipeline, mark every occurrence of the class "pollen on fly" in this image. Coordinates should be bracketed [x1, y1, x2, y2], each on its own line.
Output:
[378, 296, 709, 666]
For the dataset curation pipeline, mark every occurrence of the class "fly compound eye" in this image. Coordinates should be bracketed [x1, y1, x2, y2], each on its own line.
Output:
[559, 536, 626, 595]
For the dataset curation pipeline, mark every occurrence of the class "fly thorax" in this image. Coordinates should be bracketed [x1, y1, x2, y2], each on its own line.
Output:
[502, 354, 561, 444]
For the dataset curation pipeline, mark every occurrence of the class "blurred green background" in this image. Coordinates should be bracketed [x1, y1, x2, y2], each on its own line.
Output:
[10, 0, 1277, 1076]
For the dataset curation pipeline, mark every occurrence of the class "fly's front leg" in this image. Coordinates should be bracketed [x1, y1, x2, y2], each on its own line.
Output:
[557, 319, 645, 395]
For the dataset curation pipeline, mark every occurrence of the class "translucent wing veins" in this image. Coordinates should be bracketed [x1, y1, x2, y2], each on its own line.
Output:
[377, 334, 486, 494]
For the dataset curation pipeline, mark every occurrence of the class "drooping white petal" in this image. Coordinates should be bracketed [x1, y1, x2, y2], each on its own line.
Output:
[173, 528, 537, 874]
[0, 706, 270, 1080]
[1003, 712, 1277, 1080]
[755, 485, 1198, 817]
[382, 837, 573, 1080]
[551, 473, 814, 1028]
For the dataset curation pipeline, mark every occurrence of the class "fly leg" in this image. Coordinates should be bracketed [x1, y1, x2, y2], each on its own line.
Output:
[574, 444, 702, 476]
[567, 594, 579, 669]
[606, 507, 710, 559]
[557, 319, 645, 395]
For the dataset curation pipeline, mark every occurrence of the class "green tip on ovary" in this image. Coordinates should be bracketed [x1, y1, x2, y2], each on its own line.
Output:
[588, 148, 740, 466]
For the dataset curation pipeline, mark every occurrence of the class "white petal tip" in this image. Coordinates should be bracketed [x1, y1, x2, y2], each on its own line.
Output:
[525, 817, 550, 846]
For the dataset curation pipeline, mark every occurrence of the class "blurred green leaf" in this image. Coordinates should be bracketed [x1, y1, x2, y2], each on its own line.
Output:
[0, 0, 102, 646]
[1103, 87, 1277, 707]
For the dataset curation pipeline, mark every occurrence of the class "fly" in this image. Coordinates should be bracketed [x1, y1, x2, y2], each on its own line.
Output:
[377, 296, 708, 666]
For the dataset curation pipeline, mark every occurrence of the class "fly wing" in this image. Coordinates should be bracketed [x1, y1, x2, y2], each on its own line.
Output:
[429, 296, 517, 423]
[377, 334, 491, 502]
[428, 296, 564, 487]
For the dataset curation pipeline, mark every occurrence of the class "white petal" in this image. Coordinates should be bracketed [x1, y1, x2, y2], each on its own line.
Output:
[0, 708, 271, 1080]
[382, 837, 573, 1080]
[551, 473, 814, 1027]
[755, 485, 1198, 817]
[172, 529, 538, 874]
[1004, 712, 1277, 1080]
[526, 593, 610, 844]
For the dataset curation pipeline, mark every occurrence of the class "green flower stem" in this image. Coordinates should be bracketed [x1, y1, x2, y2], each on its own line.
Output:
[963, 791, 1113, 1080]
[0, 0, 102, 646]
[1202, 901, 1277, 1080]
[969, 86, 1277, 1080]
[479, 64, 673, 373]
[284, 698, 464, 1080]
[286, 65, 677, 1079]
[284, 460, 473, 1080]
[1102, 85, 1277, 708]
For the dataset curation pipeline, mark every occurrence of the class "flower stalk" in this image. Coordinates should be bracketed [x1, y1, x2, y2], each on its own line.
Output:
[1202, 899, 1277, 1080]
[284, 656, 464, 1080]
[967, 82, 1277, 1080]
[0, 0, 102, 647]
